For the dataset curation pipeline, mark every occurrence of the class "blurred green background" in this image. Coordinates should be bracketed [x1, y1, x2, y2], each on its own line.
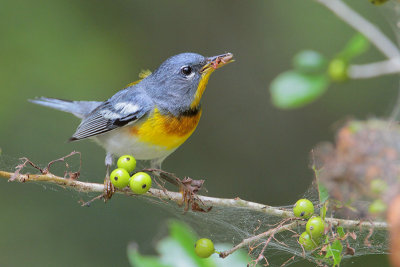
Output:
[0, 0, 395, 266]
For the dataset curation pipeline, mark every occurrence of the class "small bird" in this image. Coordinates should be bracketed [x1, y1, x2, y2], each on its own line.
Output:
[30, 52, 234, 198]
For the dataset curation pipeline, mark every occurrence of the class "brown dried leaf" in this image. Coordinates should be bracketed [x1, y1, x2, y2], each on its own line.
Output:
[345, 244, 355, 255]
[191, 202, 212, 212]
[349, 231, 357, 240]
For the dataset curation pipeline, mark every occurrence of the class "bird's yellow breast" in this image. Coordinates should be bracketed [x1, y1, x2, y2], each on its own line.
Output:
[129, 108, 202, 150]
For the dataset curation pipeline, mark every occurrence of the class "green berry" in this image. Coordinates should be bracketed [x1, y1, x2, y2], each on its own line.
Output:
[110, 168, 130, 189]
[369, 199, 387, 214]
[328, 59, 348, 82]
[194, 238, 215, 258]
[129, 172, 152, 194]
[299, 231, 318, 251]
[370, 179, 387, 195]
[306, 216, 325, 240]
[293, 50, 327, 74]
[117, 155, 136, 173]
[293, 199, 314, 219]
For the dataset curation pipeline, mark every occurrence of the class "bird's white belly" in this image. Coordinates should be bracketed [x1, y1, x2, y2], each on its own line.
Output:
[93, 129, 175, 160]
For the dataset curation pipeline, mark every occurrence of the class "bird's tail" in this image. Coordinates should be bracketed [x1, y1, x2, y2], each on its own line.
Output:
[29, 97, 102, 119]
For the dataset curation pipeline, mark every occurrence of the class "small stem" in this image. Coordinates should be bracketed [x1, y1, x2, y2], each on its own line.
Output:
[316, 0, 400, 59]
[349, 59, 400, 79]
[219, 220, 299, 259]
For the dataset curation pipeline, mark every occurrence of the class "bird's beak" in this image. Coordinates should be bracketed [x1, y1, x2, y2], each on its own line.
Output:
[200, 53, 234, 73]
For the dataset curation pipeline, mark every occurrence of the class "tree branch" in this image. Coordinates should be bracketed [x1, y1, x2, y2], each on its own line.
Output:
[316, 0, 400, 79]
[0, 170, 388, 230]
[316, 0, 400, 59]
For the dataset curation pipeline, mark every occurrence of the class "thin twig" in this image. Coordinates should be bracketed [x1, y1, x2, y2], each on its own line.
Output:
[280, 255, 295, 267]
[253, 219, 293, 266]
[316, 0, 400, 59]
[219, 220, 299, 259]
[349, 59, 400, 79]
[316, 0, 400, 79]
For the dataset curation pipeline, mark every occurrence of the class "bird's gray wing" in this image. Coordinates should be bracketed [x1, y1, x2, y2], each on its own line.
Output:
[69, 89, 152, 141]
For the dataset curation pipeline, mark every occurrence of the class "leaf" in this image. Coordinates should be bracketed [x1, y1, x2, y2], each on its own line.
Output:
[320, 200, 328, 220]
[127, 243, 173, 267]
[128, 221, 255, 267]
[338, 34, 369, 61]
[293, 50, 327, 74]
[312, 163, 329, 216]
[157, 237, 211, 267]
[270, 71, 329, 109]
[318, 183, 329, 204]
[337, 226, 345, 239]
[209, 243, 255, 267]
[325, 240, 343, 266]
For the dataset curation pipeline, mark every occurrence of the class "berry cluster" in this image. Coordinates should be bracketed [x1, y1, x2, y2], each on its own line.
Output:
[293, 199, 325, 251]
[110, 155, 152, 194]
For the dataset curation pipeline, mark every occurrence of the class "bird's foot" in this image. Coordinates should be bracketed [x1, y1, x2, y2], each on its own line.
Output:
[102, 175, 115, 202]
[79, 176, 115, 207]
[140, 168, 211, 212]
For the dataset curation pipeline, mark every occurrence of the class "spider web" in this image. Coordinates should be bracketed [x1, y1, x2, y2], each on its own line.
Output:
[0, 151, 389, 266]
[142, 183, 388, 266]
[2, 3, 400, 266]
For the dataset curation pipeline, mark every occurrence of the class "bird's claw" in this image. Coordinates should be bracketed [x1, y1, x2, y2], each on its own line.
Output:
[102, 177, 115, 202]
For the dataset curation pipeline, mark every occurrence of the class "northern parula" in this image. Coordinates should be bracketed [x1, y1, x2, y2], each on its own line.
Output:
[30, 52, 233, 196]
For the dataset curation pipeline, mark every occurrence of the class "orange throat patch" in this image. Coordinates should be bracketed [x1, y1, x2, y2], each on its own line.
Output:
[128, 108, 202, 150]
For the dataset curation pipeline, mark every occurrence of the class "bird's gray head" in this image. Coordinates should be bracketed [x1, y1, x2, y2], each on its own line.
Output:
[142, 52, 233, 115]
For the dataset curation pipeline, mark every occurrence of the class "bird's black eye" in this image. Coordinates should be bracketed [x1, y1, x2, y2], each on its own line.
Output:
[181, 66, 192, 76]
